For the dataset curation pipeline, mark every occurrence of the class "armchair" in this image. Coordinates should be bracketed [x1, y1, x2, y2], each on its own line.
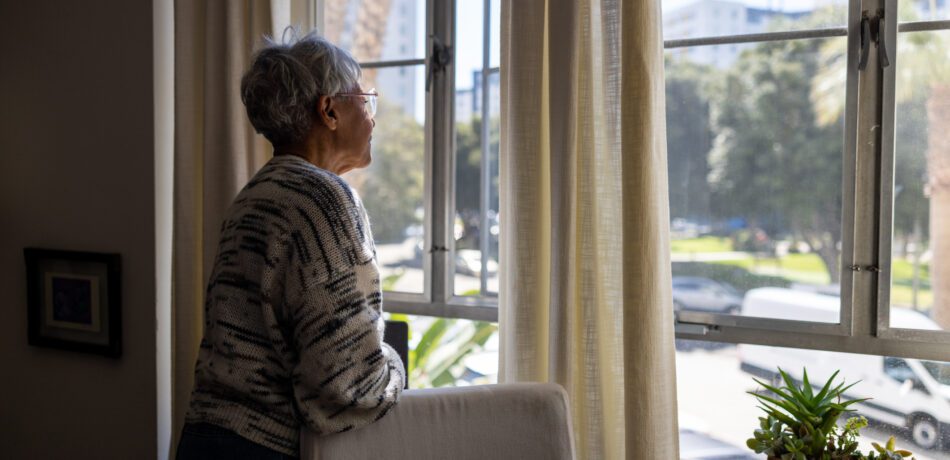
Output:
[301, 382, 576, 460]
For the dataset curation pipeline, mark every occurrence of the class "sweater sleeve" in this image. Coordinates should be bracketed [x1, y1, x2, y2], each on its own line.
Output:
[288, 264, 405, 435]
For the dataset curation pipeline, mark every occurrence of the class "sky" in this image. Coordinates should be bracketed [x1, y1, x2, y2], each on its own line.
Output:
[405, 0, 833, 123]
[410, 0, 501, 123]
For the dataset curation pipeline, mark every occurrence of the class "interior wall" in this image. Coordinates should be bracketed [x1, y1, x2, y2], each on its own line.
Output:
[0, 1, 157, 458]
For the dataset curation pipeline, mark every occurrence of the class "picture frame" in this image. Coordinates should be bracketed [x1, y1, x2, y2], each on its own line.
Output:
[24, 248, 121, 358]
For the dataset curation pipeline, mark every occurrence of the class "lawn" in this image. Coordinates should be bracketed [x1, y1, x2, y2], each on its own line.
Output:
[671, 237, 934, 309]
[670, 236, 733, 253]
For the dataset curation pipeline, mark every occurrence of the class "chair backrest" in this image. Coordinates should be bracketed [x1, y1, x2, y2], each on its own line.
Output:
[301, 382, 576, 460]
[382, 320, 409, 388]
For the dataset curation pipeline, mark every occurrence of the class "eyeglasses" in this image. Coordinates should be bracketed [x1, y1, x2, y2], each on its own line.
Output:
[336, 88, 378, 117]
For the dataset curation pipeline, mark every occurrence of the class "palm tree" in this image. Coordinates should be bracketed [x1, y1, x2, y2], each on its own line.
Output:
[811, 2, 950, 328]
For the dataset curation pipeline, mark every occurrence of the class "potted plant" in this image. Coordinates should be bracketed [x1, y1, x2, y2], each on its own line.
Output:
[746, 367, 917, 460]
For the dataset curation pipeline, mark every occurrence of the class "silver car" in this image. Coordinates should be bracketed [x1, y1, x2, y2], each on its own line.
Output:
[672, 277, 743, 315]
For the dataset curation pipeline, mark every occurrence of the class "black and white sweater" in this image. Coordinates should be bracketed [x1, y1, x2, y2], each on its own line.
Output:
[184, 154, 405, 456]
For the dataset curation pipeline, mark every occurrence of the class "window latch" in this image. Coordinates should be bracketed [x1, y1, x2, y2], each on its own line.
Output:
[426, 35, 453, 92]
[858, 9, 890, 71]
[849, 264, 882, 273]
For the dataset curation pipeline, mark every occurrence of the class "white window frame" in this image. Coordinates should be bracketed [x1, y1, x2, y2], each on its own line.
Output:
[313, 0, 499, 322]
[312, 0, 950, 362]
[673, 0, 950, 362]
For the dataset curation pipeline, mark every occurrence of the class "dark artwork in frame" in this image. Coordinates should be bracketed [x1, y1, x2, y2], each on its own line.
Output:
[24, 248, 122, 358]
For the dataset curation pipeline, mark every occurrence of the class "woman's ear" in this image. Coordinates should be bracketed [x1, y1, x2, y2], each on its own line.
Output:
[316, 95, 338, 131]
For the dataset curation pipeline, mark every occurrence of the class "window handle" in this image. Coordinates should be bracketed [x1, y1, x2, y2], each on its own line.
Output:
[858, 13, 871, 70]
[426, 35, 453, 92]
[858, 9, 889, 71]
[875, 10, 890, 68]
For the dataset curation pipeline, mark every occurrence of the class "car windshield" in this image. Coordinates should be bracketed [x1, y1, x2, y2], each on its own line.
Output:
[920, 360, 950, 385]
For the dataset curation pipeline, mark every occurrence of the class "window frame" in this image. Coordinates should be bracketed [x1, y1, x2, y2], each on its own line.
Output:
[312, 0, 950, 361]
[315, 0, 500, 322]
[672, 0, 950, 362]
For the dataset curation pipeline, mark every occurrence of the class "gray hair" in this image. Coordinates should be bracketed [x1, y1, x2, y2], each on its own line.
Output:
[240, 30, 362, 147]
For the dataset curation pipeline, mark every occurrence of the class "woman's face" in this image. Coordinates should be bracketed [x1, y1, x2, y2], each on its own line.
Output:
[336, 85, 375, 171]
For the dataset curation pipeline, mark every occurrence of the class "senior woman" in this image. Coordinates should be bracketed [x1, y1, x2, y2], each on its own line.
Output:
[176, 32, 404, 460]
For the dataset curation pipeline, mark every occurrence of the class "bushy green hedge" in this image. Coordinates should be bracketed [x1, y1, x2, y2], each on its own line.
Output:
[671, 262, 791, 294]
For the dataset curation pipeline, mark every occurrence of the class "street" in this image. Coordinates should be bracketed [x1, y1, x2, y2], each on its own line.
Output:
[676, 343, 950, 460]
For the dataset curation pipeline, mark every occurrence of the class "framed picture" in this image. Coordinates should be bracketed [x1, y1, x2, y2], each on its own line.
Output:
[24, 248, 121, 358]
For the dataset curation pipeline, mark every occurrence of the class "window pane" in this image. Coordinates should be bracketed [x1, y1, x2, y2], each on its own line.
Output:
[384, 313, 498, 388]
[677, 339, 950, 458]
[890, 30, 950, 332]
[665, 37, 846, 322]
[899, 0, 950, 22]
[324, 0, 425, 62]
[454, 0, 500, 297]
[344, 65, 426, 294]
[662, 1, 847, 66]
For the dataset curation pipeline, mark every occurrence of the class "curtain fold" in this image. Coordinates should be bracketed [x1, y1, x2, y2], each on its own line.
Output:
[171, 1, 281, 456]
[499, 0, 678, 458]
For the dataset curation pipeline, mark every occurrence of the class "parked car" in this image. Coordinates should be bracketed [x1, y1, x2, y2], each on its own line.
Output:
[672, 277, 743, 314]
[738, 287, 950, 451]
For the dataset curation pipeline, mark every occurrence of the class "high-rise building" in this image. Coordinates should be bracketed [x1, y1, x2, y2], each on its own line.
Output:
[376, 0, 418, 119]
[456, 70, 500, 123]
[326, 0, 418, 119]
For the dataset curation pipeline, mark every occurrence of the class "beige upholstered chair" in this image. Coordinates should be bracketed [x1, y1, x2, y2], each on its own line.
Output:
[301, 383, 576, 460]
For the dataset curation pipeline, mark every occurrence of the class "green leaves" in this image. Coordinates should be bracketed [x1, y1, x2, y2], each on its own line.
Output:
[409, 317, 498, 389]
[747, 368, 916, 460]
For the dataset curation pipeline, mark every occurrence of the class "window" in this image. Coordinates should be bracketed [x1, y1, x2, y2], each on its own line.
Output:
[317, 0, 501, 387]
[665, 0, 950, 454]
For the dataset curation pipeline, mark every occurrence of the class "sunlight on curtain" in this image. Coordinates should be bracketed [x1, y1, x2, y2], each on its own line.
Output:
[499, 1, 679, 458]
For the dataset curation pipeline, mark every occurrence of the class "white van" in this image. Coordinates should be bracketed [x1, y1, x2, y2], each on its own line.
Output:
[737, 287, 950, 451]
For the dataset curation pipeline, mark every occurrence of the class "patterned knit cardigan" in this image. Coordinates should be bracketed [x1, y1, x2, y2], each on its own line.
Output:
[184, 154, 405, 456]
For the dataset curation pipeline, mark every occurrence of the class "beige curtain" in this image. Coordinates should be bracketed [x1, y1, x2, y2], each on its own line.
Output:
[171, 1, 286, 456]
[499, 0, 678, 458]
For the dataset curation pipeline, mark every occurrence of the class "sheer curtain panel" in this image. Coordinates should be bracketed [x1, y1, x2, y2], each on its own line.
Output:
[499, 0, 679, 458]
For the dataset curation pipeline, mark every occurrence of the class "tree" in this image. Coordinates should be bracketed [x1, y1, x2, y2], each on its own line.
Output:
[454, 115, 499, 253]
[708, 37, 844, 282]
[665, 58, 714, 222]
[345, 99, 425, 243]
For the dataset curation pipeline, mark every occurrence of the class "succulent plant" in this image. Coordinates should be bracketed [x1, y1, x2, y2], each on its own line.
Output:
[746, 367, 916, 460]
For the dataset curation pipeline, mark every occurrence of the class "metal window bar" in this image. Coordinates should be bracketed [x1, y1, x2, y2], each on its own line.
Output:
[479, 0, 492, 296]
[876, 2, 950, 345]
[664, 27, 848, 49]
[897, 19, 950, 33]
[359, 58, 427, 68]
[428, 0, 456, 306]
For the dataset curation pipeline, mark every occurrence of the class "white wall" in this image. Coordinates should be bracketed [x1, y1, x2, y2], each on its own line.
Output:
[0, 1, 157, 458]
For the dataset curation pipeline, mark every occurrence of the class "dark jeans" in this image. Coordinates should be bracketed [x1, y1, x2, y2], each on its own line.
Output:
[176, 423, 296, 460]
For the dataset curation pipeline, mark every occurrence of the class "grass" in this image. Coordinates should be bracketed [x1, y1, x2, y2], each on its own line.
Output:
[670, 236, 733, 253]
[671, 237, 934, 309]
[891, 284, 934, 310]
[670, 236, 933, 310]
[711, 258, 832, 285]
